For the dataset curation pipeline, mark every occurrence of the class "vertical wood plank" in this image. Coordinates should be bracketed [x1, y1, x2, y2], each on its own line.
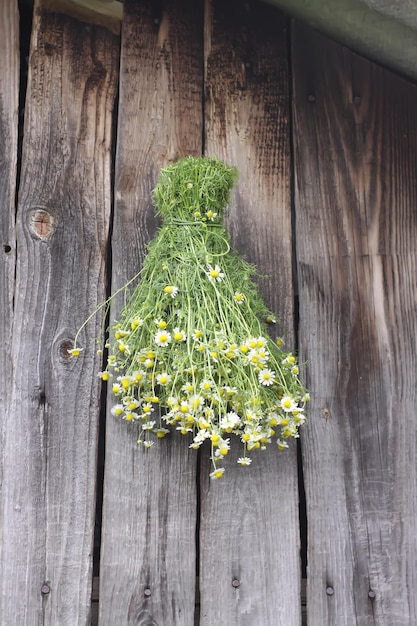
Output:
[0, 0, 19, 594]
[293, 23, 417, 626]
[200, 2, 301, 624]
[0, 3, 119, 623]
[99, 1, 203, 624]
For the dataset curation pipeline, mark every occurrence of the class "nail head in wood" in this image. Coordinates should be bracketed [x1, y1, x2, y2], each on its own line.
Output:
[326, 586, 334, 596]
[144, 587, 152, 597]
[41, 584, 50, 595]
[232, 579, 240, 588]
[307, 94, 316, 103]
[368, 590, 376, 599]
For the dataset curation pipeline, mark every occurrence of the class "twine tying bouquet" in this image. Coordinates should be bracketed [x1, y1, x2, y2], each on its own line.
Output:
[71, 156, 308, 478]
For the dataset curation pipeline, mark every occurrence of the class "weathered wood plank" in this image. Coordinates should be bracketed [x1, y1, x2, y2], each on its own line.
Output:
[0, 3, 119, 624]
[99, 1, 203, 624]
[293, 23, 417, 626]
[0, 0, 19, 602]
[200, 2, 301, 625]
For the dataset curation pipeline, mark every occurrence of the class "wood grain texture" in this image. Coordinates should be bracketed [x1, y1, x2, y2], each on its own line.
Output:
[200, 2, 301, 624]
[0, 3, 119, 624]
[0, 0, 19, 604]
[98, 1, 203, 624]
[293, 23, 417, 626]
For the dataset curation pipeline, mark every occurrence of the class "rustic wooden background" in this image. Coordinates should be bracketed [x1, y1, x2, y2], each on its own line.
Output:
[1, 0, 416, 624]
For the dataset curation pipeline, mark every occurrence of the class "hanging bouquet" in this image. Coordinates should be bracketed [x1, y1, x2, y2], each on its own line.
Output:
[71, 156, 309, 478]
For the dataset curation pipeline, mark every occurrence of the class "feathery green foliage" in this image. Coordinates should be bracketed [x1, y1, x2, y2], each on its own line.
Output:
[72, 156, 308, 477]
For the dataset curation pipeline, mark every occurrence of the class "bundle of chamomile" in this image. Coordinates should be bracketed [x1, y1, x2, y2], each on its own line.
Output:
[71, 156, 309, 478]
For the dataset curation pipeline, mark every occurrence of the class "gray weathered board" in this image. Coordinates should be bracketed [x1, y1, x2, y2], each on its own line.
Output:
[99, 1, 202, 624]
[0, 1, 119, 623]
[0, 0, 19, 612]
[293, 23, 417, 626]
[200, 1, 300, 625]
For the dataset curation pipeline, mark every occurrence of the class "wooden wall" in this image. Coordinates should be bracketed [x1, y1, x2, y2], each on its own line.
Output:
[1, 0, 416, 624]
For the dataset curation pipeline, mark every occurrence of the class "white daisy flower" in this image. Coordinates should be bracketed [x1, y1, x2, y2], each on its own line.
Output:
[234, 292, 245, 304]
[156, 428, 170, 438]
[200, 379, 212, 392]
[189, 394, 204, 411]
[68, 347, 83, 357]
[237, 457, 252, 466]
[163, 285, 179, 298]
[141, 403, 154, 416]
[281, 395, 298, 412]
[155, 330, 172, 346]
[173, 327, 186, 342]
[111, 383, 122, 395]
[206, 264, 225, 282]
[130, 317, 144, 330]
[247, 349, 269, 367]
[258, 369, 276, 386]
[209, 467, 225, 480]
[132, 370, 146, 384]
[220, 411, 240, 431]
[191, 429, 211, 447]
[156, 372, 171, 386]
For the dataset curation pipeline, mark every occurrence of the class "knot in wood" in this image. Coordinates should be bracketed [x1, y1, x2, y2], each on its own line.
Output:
[60, 340, 75, 360]
[29, 209, 55, 240]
